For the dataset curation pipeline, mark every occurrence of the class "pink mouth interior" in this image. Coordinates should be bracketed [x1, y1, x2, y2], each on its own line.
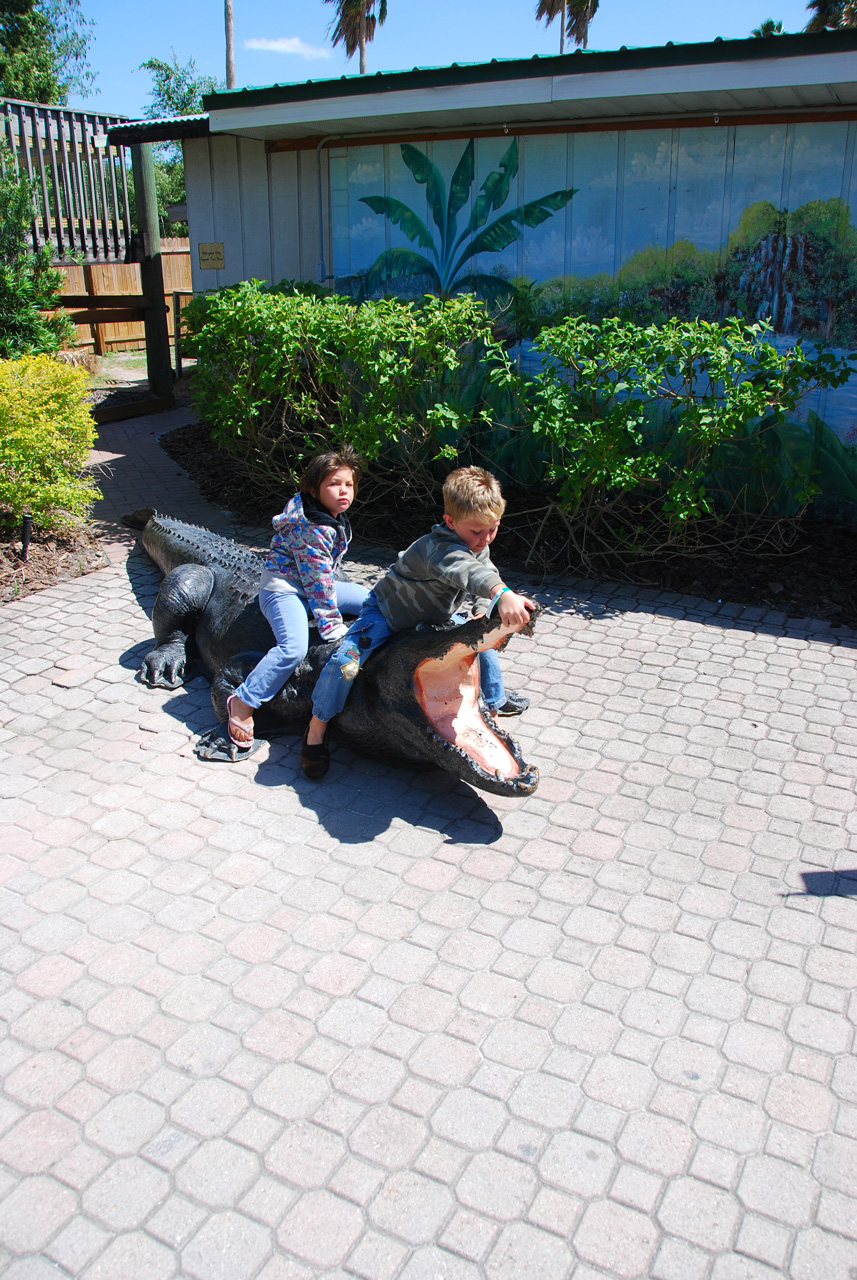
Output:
[414, 627, 521, 780]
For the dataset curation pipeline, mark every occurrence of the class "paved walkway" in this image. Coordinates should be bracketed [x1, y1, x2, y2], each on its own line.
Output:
[0, 411, 856, 1280]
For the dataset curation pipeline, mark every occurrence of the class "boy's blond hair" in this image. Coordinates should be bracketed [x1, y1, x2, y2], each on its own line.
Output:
[443, 466, 506, 523]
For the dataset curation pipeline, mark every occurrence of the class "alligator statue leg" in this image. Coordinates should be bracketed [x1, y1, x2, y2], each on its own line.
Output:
[140, 564, 216, 690]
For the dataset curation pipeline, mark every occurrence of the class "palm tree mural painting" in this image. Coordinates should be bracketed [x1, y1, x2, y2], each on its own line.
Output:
[360, 138, 576, 301]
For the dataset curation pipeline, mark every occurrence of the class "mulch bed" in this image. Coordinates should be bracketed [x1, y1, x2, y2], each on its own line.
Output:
[160, 420, 857, 633]
[1, 523, 108, 604]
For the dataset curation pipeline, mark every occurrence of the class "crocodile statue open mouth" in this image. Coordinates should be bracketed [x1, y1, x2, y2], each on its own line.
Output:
[133, 511, 539, 797]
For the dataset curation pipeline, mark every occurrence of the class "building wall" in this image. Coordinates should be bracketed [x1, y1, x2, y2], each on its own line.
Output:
[183, 120, 857, 440]
[183, 136, 332, 293]
[328, 121, 857, 439]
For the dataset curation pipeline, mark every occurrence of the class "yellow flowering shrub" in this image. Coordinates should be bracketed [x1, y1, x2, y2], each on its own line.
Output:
[0, 354, 100, 530]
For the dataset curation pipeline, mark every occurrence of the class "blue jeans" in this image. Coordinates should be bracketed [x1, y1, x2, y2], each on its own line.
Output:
[312, 590, 506, 723]
[235, 581, 369, 709]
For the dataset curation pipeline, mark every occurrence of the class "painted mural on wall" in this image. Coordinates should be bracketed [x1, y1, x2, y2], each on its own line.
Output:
[357, 138, 575, 302]
[329, 122, 857, 443]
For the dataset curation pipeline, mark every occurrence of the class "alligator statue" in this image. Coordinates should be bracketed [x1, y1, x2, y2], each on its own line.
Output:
[129, 512, 540, 797]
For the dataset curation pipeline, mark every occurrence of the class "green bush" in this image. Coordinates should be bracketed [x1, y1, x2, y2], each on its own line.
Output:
[530, 315, 855, 566]
[183, 282, 540, 498]
[185, 280, 857, 570]
[0, 353, 100, 530]
[0, 159, 75, 360]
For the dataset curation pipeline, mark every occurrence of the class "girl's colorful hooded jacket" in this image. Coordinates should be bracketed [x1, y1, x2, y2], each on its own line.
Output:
[259, 493, 353, 640]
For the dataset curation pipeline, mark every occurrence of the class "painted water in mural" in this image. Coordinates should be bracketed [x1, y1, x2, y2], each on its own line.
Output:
[329, 122, 857, 454]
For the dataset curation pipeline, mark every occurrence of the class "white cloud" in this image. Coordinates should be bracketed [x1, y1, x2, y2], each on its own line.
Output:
[244, 36, 333, 60]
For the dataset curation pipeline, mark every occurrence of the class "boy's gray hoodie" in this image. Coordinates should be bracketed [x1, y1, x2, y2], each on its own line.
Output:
[372, 522, 503, 632]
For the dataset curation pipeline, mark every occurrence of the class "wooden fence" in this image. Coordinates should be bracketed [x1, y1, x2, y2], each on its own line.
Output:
[1, 97, 133, 262]
[57, 239, 192, 354]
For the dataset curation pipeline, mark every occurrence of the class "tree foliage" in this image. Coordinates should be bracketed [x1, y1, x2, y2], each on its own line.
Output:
[136, 51, 224, 233]
[139, 50, 222, 120]
[536, 0, 599, 50]
[535, 0, 568, 53]
[323, 0, 387, 74]
[0, 155, 74, 357]
[0, 0, 94, 104]
[566, 0, 599, 47]
[804, 0, 857, 28]
[751, 17, 785, 35]
[0, 353, 99, 529]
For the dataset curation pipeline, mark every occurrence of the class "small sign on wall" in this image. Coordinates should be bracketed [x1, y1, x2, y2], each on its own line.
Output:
[198, 242, 225, 270]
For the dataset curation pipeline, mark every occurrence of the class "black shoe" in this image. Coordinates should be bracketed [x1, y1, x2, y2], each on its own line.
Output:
[300, 729, 330, 779]
[493, 691, 529, 716]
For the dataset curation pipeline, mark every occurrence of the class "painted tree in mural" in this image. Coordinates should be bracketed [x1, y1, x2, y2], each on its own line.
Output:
[535, 0, 599, 50]
[805, 0, 856, 28]
[324, 0, 387, 74]
[360, 138, 576, 301]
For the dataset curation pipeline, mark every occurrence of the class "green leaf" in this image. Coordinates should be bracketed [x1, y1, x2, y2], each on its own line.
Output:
[359, 196, 437, 253]
[400, 144, 447, 239]
[450, 187, 576, 281]
[445, 140, 475, 258]
[449, 273, 519, 305]
[365, 249, 442, 294]
[455, 139, 520, 250]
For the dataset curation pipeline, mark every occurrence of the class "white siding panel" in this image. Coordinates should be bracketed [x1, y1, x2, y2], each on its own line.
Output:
[183, 137, 215, 293]
[269, 149, 301, 282]
[238, 137, 272, 283]
[209, 133, 244, 286]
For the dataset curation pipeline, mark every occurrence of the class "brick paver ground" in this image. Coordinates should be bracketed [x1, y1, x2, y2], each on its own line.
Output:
[0, 411, 856, 1279]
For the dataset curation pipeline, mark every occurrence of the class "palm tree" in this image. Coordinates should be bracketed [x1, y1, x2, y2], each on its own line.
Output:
[751, 17, 784, 34]
[324, 0, 387, 75]
[225, 0, 235, 89]
[805, 0, 857, 27]
[567, 0, 599, 48]
[535, 0, 568, 54]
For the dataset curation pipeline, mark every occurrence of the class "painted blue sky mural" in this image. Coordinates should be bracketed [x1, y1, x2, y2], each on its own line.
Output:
[330, 121, 857, 439]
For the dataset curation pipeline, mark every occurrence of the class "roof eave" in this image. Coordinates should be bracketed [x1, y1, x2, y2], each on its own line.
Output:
[201, 29, 857, 113]
[106, 116, 210, 145]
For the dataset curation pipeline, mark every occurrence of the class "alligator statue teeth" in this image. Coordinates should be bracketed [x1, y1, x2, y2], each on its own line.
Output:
[131, 511, 539, 797]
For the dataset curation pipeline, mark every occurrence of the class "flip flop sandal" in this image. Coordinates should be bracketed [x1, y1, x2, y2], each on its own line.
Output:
[195, 725, 263, 763]
[226, 694, 254, 748]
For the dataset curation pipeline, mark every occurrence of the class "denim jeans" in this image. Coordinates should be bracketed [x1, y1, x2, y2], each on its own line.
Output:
[234, 581, 369, 709]
[312, 590, 506, 723]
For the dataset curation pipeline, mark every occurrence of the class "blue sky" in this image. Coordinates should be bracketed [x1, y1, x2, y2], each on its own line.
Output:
[70, 0, 818, 120]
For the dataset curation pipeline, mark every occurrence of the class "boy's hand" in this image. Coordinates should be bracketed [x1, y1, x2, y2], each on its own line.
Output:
[497, 589, 536, 628]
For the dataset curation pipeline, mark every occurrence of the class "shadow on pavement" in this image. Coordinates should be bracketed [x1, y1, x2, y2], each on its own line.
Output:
[793, 869, 857, 897]
[252, 735, 505, 847]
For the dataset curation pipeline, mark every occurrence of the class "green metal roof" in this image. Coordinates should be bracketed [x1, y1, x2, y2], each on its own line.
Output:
[107, 114, 209, 145]
[202, 29, 857, 113]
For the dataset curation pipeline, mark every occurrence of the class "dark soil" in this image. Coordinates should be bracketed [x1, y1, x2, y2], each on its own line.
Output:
[87, 384, 153, 410]
[159, 419, 857, 632]
[1, 522, 108, 603]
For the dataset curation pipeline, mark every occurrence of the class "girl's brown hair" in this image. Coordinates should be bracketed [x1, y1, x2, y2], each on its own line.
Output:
[300, 445, 363, 497]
